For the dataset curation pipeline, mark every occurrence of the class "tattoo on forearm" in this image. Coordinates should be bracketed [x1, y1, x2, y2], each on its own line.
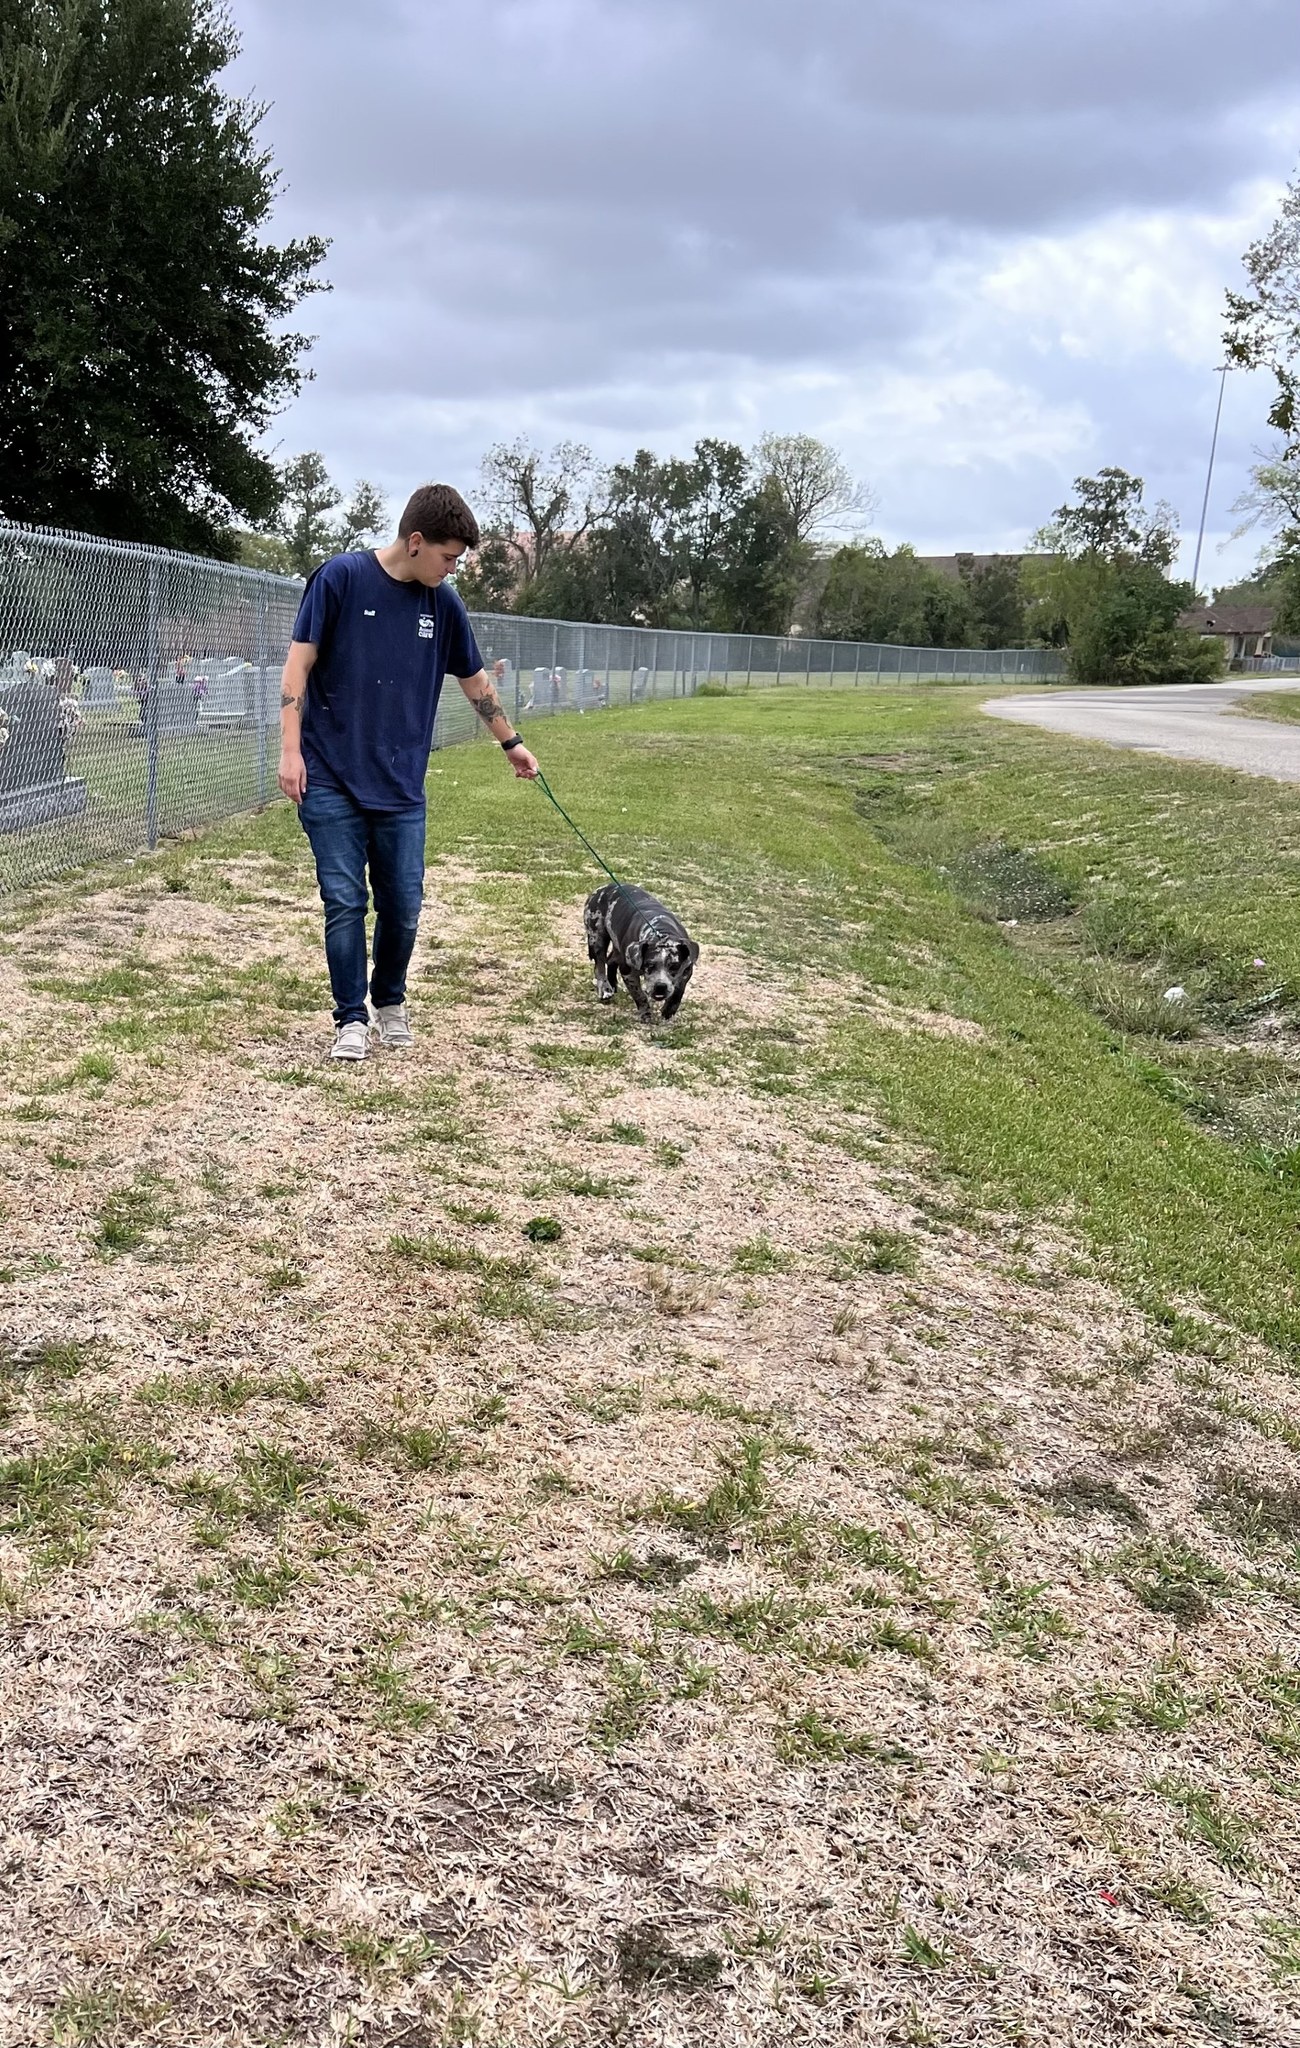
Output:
[281, 690, 304, 711]
[473, 688, 505, 726]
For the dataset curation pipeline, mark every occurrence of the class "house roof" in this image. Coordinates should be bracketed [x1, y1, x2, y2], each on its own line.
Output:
[1178, 605, 1274, 635]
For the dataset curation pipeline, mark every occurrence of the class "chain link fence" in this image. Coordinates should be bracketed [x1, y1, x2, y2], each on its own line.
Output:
[0, 520, 1064, 895]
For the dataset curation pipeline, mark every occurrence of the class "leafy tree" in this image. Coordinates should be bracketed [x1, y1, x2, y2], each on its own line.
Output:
[1225, 169, 1300, 446]
[1273, 543, 1300, 637]
[1218, 535, 1300, 637]
[953, 554, 1028, 648]
[815, 542, 975, 646]
[477, 438, 606, 595]
[454, 531, 522, 614]
[521, 440, 807, 632]
[0, 0, 328, 554]
[336, 479, 389, 554]
[582, 448, 685, 625]
[274, 453, 341, 577]
[235, 529, 294, 575]
[1067, 560, 1221, 687]
[1229, 446, 1300, 537]
[714, 477, 807, 635]
[1034, 467, 1178, 568]
[665, 439, 753, 626]
[1025, 470, 1219, 685]
[1211, 566, 1289, 605]
[1223, 447, 1300, 634]
[754, 433, 874, 541]
[235, 456, 387, 577]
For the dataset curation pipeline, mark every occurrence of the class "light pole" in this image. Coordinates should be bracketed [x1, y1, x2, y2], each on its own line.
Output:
[1191, 364, 1229, 597]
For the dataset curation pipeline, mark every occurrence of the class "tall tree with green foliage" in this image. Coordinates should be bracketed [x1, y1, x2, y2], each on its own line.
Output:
[815, 542, 976, 646]
[754, 433, 874, 541]
[1225, 169, 1300, 448]
[0, 0, 328, 554]
[955, 554, 1028, 648]
[1026, 471, 1220, 685]
[519, 440, 807, 632]
[1038, 466, 1179, 568]
[1226, 446, 1300, 634]
[235, 456, 388, 576]
[476, 438, 606, 597]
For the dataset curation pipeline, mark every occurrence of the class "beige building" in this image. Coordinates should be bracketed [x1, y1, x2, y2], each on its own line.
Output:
[1177, 605, 1274, 663]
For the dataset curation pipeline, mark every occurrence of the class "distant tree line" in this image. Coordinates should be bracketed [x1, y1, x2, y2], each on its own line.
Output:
[231, 445, 1225, 686]
[455, 432, 871, 637]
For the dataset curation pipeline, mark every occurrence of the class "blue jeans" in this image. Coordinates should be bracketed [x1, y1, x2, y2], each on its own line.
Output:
[298, 785, 426, 1026]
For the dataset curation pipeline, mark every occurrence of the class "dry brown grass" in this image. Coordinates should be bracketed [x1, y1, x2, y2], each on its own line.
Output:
[1, 851, 1299, 2046]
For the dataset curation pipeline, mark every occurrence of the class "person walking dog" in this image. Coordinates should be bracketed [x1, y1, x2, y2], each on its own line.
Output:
[278, 483, 539, 1060]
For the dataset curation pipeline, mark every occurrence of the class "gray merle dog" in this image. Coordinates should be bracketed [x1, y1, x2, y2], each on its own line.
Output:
[584, 883, 699, 1022]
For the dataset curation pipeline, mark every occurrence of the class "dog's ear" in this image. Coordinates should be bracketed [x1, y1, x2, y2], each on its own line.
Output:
[687, 938, 701, 964]
[624, 940, 643, 972]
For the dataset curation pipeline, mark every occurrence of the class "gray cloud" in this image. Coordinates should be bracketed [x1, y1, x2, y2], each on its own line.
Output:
[226, 0, 1300, 576]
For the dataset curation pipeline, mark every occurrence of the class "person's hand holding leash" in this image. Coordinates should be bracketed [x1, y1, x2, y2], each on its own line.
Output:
[456, 666, 538, 780]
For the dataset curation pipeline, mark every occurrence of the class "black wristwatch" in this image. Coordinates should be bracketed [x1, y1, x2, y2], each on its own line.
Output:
[501, 735, 524, 752]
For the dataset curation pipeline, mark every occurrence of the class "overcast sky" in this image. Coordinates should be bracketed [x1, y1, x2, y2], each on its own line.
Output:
[225, 0, 1300, 587]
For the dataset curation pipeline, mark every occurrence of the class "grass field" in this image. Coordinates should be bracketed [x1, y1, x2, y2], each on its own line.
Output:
[2, 685, 1299, 2046]
[1237, 688, 1300, 725]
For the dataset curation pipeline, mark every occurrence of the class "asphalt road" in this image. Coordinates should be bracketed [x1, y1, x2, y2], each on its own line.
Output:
[983, 679, 1300, 782]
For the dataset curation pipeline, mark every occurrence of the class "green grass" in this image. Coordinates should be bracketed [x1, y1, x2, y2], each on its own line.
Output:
[376, 687, 1300, 1362]
[1154, 1777, 1258, 1872]
[1233, 688, 1300, 724]
[94, 1178, 168, 1255]
[0, 1427, 165, 1561]
[22, 682, 1300, 1362]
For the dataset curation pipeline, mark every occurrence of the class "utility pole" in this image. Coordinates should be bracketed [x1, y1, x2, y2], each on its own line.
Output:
[1191, 365, 1229, 597]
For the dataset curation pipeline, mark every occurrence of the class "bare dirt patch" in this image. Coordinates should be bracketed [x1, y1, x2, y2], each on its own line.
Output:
[2, 856, 1299, 2046]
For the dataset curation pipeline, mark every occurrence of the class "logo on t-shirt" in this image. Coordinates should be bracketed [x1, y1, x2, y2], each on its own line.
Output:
[417, 613, 435, 639]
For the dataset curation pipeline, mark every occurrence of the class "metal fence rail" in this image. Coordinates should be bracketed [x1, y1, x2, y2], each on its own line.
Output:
[1233, 654, 1300, 675]
[0, 520, 1065, 895]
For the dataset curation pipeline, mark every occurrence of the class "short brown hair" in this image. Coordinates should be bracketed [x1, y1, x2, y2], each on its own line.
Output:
[397, 483, 480, 549]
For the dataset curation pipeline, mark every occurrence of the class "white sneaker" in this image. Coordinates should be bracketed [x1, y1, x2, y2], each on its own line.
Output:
[331, 1020, 371, 1062]
[369, 1000, 413, 1048]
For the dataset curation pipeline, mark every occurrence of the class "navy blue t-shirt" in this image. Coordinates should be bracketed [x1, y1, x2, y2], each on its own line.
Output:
[292, 551, 483, 809]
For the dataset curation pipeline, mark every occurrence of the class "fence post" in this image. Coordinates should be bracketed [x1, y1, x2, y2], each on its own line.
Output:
[144, 558, 161, 850]
[805, 636, 813, 685]
[255, 579, 269, 807]
[747, 637, 754, 688]
[854, 640, 863, 688]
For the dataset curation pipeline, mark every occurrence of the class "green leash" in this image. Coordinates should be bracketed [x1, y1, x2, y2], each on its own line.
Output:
[534, 769, 625, 890]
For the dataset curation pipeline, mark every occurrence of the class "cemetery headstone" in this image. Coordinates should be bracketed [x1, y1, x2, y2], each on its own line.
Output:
[0, 675, 89, 832]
